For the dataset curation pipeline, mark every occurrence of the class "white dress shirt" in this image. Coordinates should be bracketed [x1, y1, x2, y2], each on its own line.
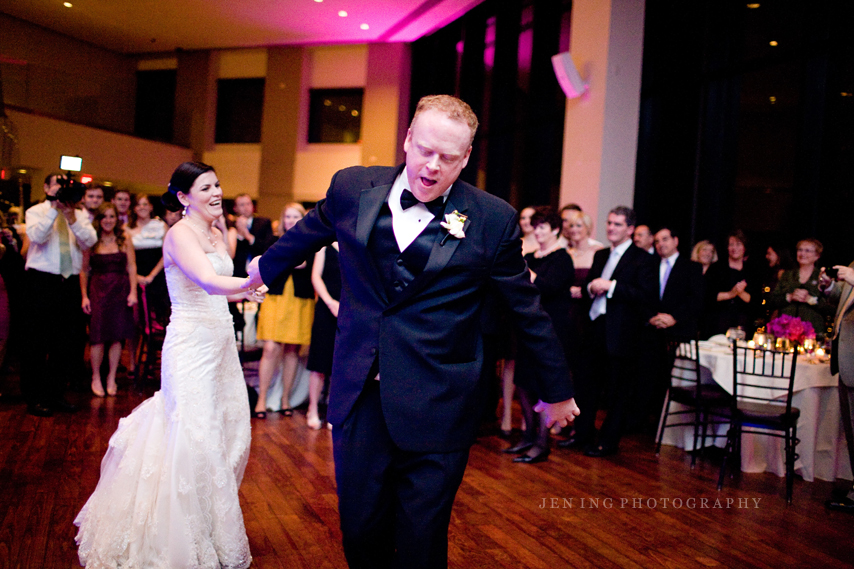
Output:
[659, 251, 679, 298]
[388, 168, 449, 251]
[25, 201, 98, 275]
[588, 238, 632, 320]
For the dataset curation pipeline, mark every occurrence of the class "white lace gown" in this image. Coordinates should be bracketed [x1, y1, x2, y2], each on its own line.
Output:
[75, 252, 252, 568]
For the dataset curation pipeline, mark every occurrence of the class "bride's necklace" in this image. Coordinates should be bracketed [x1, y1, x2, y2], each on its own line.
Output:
[186, 218, 218, 247]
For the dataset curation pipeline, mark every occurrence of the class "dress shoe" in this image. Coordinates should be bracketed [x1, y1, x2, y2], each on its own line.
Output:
[27, 403, 53, 417]
[503, 441, 534, 454]
[52, 399, 79, 413]
[513, 448, 550, 464]
[584, 444, 618, 458]
[826, 497, 854, 514]
[556, 435, 585, 449]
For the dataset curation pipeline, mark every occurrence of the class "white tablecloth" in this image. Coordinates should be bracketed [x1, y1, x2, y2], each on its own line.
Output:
[660, 341, 852, 482]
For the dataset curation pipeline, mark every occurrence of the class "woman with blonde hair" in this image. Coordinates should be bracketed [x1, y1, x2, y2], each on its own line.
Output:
[691, 240, 718, 274]
[254, 203, 315, 418]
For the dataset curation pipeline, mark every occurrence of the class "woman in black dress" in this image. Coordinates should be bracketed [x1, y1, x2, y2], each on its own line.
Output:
[703, 230, 759, 338]
[305, 243, 341, 429]
[81, 203, 138, 396]
[505, 207, 574, 463]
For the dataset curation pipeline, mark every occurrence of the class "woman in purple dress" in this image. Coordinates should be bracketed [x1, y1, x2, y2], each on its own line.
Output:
[81, 202, 138, 396]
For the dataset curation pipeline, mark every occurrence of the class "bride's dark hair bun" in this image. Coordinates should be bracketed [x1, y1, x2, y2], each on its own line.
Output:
[161, 189, 183, 212]
[162, 161, 215, 212]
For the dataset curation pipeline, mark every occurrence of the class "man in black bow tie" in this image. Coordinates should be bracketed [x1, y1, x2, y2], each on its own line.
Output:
[247, 95, 578, 568]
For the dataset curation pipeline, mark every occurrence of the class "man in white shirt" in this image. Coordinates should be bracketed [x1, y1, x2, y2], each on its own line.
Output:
[565, 206, 657, 456]
[22, 173, 97, 417]
[83, 186, 104, 222]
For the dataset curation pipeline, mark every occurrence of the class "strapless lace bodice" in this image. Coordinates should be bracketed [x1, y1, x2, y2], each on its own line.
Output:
[165, 252, 234, 326]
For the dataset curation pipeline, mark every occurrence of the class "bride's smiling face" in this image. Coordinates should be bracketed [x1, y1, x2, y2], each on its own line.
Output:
[180, 171, 223, 219]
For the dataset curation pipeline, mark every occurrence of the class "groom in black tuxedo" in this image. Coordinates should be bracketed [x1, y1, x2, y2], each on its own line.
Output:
[247, 95, 579, 568]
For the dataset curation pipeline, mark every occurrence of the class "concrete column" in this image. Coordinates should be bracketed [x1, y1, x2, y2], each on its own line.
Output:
[257, 46, 304, 220]
[558, 0, 645, 241]
[362, 43, 411, 168]
[174, 50, 219, 157]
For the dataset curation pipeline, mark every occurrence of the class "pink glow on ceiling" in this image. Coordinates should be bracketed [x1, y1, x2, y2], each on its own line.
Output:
[0, 0, 488, 55]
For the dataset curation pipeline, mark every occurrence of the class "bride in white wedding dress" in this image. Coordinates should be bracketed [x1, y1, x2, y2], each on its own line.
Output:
[74, 162, 265, 568]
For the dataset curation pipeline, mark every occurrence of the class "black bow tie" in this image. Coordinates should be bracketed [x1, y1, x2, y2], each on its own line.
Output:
[400, 189, 445, 217]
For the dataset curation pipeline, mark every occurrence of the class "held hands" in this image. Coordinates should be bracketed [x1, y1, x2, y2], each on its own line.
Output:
[245, 256, 264, 289]
[588, 277, 613, 296]
[570, 285, 583, 299]
[534, 398, 580, 429]
[790, 288, 810, 303]
[649, 313, 676, 329]
[242, 284, 268, 303]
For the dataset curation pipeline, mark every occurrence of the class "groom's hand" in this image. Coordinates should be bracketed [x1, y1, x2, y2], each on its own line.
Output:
[245, 256, 265, 289]
[534, 398, 580, 429]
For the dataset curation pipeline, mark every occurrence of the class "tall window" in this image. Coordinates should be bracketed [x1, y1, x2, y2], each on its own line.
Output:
[215, 78, 265, 143]
[308, 89, 363, 143]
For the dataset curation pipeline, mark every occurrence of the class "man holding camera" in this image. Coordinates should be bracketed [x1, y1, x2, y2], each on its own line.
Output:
[22, 173, 97, 417]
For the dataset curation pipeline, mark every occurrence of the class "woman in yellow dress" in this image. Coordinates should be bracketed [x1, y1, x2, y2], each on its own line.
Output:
[253, 203, 315, 417]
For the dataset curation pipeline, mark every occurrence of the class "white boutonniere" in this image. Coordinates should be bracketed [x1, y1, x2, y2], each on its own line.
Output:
[440, 210, 467, 245]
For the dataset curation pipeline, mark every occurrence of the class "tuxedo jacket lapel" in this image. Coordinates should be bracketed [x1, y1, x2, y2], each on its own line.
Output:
[385, 184, 470, 311]
[357, 179, 395, 306]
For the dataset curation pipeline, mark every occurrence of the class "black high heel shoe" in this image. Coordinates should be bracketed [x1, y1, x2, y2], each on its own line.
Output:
[513, 447, 550, 464]
[502, 441, 534, 454]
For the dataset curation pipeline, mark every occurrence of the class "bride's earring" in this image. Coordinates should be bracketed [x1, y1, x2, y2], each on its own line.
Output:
[182, 205, 188, 217]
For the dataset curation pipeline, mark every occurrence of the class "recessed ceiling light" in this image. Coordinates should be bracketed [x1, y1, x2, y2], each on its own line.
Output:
[63, 2, 73, 7]
[314, 0, 323, 3]
[769, 96, 777, 104]
[769, 40, 778, 46]
[338, 10, 348, 17]
[747, 3, 760, 8]
[360, 23, 370, 30]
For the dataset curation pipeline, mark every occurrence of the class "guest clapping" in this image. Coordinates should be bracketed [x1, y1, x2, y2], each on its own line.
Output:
[81, 203, 138, 397]
[769, 239, 832, 338]
[704, 230, 758, 337]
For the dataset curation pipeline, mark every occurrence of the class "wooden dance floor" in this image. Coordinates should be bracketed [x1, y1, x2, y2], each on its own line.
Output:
[2, 377, 854, 568]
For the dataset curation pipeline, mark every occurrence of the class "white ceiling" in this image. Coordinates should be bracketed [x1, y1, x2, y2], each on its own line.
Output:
[0, 0, 485, 55]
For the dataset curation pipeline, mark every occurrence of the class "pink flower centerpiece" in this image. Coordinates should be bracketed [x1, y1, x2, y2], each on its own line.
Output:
[766, 315, 816, 345]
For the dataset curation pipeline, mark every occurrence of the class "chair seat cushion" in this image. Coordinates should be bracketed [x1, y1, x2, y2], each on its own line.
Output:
[669, 384, 732, 408]
[736, 401, 800, 429]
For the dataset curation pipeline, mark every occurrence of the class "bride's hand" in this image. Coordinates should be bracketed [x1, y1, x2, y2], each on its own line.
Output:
[245, 284, 268, 303]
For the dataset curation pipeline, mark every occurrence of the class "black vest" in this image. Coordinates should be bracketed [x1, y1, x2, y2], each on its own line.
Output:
[367, 203, 442, 303]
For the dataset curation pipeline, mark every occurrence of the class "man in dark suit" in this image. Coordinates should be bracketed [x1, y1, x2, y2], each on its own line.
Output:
[632, 226, 705, 429]
[568, 206, 656, 457]
[246, 95, 579, 568]
[230, 194, 274, 279]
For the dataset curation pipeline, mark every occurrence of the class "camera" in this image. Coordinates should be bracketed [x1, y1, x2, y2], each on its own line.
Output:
[825, 267, 839, 279]
[46, 174, 87, 206]
[47, 155, 87, 205]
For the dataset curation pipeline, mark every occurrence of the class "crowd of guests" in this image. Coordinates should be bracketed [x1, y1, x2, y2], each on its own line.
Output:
[2, 173, 340, 428]
[1, 174, 840, 453]
[496, 202, 839, 463]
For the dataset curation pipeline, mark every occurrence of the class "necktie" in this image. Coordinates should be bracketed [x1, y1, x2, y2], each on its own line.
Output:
[589, 248, 620, 320]
[56, 213, 73, 278]
[400, 189, 445, 217]
[660, 258, 672, 299]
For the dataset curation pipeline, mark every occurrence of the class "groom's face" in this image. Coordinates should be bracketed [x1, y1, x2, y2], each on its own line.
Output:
[403, 109, 472, 203]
